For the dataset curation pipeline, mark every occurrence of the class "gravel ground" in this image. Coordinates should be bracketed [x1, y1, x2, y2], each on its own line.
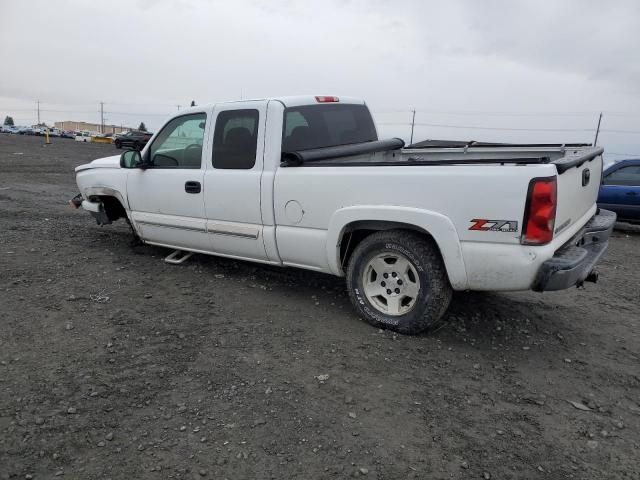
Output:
[1, 134, 639, 479]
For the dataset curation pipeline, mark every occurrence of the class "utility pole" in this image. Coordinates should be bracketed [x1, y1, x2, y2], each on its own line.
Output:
[409, 109, 416, 146]
[36, 100, 40, 125]
[176, 104, 181, 111]
[593, 112, 603, 146]
[100, 102, 105, 134]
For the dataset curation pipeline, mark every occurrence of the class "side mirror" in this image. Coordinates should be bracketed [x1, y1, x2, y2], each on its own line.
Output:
[120, 150, 142, 168]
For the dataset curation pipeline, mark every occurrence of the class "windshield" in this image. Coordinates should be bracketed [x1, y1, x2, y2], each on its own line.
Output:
[282, 104, 377, 152]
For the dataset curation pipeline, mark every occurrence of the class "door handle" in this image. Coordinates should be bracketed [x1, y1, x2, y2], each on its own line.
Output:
[185, 181, 201, 194]
[626, 191, 637, 196]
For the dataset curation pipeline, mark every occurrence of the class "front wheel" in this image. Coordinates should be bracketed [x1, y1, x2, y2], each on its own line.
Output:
[346, 230, 452, 335]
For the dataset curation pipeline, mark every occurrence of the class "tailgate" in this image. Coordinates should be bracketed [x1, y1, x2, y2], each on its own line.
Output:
[553, 147, 603, 235]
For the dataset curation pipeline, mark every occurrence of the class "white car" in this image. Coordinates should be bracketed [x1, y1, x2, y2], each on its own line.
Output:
[75, 130, 94, 142]
[71, 95, 615, 334]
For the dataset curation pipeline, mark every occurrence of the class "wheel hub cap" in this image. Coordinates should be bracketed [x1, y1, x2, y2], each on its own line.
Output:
[362, 252, 421, 316]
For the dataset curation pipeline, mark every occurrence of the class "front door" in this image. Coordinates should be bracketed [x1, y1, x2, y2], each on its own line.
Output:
[203, 102, 269, 261]
[127, 112, 211, 251]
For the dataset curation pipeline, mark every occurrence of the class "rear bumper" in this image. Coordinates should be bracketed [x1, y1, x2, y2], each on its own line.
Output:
[532, 209, 616, 291]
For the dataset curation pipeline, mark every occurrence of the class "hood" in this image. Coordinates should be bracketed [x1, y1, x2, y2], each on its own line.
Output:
[75, 155, 121, 172]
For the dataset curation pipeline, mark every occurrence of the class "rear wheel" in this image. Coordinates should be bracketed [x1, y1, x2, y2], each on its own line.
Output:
[134, 141, 141, 150]
[346, 230, 452, 335]
[115, 140, 121, 149]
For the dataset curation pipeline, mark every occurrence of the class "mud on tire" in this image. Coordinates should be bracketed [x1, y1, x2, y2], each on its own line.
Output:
[346, 229, 452, 335]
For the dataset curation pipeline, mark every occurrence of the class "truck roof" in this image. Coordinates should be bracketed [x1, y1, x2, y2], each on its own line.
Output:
[176, 95, 366, 115]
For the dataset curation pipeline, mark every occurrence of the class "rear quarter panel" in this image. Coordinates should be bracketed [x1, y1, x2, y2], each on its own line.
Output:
[273, 163, 559, 288]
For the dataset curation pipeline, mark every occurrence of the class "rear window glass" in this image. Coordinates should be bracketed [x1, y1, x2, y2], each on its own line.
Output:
[212, 109, 259, 169]
[282, 104, 377, 152]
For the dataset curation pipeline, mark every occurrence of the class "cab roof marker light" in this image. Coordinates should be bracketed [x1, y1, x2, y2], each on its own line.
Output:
[315, 96, 339, 103]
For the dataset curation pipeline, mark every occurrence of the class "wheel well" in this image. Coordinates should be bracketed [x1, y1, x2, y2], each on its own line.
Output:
[339, 221, 441, 272]
[97, 195, 127, 222]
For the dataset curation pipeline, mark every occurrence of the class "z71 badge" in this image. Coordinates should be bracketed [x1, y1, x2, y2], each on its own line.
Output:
[469, 219, 518, 233]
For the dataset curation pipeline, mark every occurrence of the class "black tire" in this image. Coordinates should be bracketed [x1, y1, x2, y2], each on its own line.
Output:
[346, 229, 452, 335]
[134, 141, 141, 151]
[115, 141, 121, 149]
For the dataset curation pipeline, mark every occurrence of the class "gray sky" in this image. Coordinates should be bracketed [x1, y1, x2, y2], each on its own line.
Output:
[1, 0, 639, 160]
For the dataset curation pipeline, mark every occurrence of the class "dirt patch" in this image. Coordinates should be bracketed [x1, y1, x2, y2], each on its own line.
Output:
[1, 134, 639, 479]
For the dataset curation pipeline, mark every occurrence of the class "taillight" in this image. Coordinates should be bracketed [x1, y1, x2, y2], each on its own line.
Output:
[522, 177, 557, 245]
[315, 96, 339, 103]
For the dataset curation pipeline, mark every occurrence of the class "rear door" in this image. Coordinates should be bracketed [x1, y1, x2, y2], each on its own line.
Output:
[127, 112, 211, 251]
[203, 102, 269, 261]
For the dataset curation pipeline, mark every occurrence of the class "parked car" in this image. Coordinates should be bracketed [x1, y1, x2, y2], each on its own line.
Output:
[114, 130, 153, 150]
[597, 159, 640, 222]
[61, 130, 75, 139]
[75, 130, 94, 142]
[71, 95, 615, 335]
[18, 127, 34, 135]
[47, 128, 61, 137]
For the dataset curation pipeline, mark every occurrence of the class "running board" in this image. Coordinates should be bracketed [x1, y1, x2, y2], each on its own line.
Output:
[164, 249, 193, 265]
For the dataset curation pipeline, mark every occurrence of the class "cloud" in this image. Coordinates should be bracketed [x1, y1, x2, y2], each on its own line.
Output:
[0, 0, 638, 156]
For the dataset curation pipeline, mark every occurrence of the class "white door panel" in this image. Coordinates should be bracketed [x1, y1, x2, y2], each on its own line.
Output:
[127, 111, 210, 252]
[205, 170, 262, 223]
[127, 170, 210, 251]
[203, 102, 269, 261]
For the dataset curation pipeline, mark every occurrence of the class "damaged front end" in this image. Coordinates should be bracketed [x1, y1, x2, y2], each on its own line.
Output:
[68, 193, 113, 225]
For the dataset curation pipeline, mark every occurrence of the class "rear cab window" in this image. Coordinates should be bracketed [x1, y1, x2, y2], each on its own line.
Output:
[282, 104, 377, 152]
[212, 109, 260, 169]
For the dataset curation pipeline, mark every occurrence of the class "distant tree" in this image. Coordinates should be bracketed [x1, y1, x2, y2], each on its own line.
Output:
[190, 100, 196, 107]
[138, 122, 147, 132]
[3, 116, 14, 126]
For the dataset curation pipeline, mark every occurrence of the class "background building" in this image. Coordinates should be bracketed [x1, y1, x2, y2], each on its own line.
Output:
[54, 121, 130, 134]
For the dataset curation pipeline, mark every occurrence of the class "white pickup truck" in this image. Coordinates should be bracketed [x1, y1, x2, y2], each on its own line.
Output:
[72, 95, 615, 334]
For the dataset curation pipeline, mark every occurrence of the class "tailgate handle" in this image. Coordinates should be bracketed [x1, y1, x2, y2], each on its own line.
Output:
[185, 181, 201, 194]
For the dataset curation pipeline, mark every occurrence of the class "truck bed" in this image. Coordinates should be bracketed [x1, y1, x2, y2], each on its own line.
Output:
[282, 139, 603, 174]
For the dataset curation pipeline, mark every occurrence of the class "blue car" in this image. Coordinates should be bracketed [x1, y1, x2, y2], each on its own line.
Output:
[597, 159, 640, 222]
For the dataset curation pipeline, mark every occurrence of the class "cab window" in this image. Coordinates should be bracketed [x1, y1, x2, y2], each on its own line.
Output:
[212, 109, 259, 169]
[148, 113, 206, 169]
[282, 104, 377, 152]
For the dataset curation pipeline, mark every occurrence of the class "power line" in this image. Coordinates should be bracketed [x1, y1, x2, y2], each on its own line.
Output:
[376, 121, 595, 133]
[600, 129, 640, 135]
[372, 109, 640, 117]
[376, 121, 640, 135]
[100, 102, 104, 134]
[104, 111, 171, 116]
